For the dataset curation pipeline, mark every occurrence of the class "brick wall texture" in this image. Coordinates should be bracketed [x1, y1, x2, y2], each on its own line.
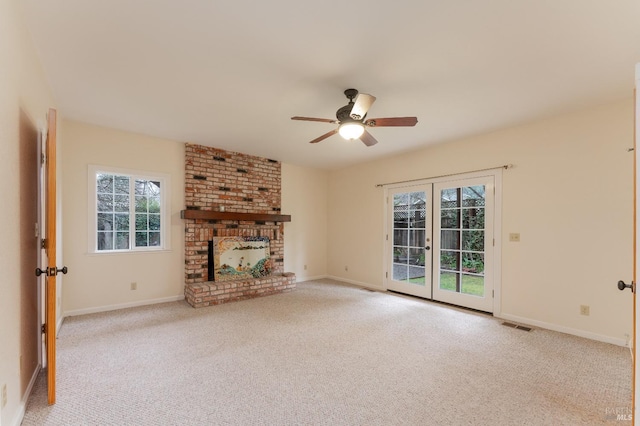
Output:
[183, 143, 294, 307]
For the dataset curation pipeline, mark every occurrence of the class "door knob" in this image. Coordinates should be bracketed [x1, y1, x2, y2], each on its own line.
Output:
[35, 266, 68, 277]
[617, 280, 634, 292]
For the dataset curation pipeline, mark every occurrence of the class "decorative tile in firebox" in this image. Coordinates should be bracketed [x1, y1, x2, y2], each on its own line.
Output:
[212, 236, 272, 282]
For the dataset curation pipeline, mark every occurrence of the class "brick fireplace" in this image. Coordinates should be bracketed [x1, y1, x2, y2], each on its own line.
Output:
[182, 143, 296, 308]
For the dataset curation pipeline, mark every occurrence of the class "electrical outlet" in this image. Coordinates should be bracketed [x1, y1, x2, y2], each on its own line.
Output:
[580, 305, 590, 316]
[130, 282, 137, 290]
[509, 233, 520, 242]
[2, 383, 7, 408]
[304, 265, 307, 270]
[345, 266, 348, 272]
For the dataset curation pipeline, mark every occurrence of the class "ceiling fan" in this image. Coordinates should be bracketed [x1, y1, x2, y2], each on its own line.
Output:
[291, 88, 418, 147]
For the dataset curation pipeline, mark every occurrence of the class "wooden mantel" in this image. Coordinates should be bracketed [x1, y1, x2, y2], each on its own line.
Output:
[180, 210, 291, 223]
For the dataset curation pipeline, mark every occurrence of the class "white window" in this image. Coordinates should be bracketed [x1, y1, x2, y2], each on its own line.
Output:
[89, 165, 170, 253]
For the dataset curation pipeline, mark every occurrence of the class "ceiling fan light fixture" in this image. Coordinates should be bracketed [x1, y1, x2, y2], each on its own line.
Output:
[338, 122, 364, 140]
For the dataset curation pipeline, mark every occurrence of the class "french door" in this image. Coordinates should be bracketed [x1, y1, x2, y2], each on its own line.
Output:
[385, 174, 497, 313]
[386, 186, 433, 298]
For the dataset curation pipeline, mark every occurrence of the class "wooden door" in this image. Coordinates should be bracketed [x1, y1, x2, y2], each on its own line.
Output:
[44, 108, 58, 405]
[633, 63, 638, 425]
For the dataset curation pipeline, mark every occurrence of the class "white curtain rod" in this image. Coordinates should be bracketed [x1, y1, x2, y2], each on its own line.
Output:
[374, 164, 513, 188]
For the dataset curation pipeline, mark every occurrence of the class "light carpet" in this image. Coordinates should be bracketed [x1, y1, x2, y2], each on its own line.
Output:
[22, 279, 632, 425]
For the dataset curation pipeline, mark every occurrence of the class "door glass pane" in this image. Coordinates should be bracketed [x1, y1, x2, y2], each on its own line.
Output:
[408, 266, 426, 284]
[461, 274, 484, 296]
[440, 271, 458, 292]
[392, 190, 427, 286]
[462, 230, 484, 251]
[441, 230, 460, 250]
[441, 210, 459, 228]
[394, 230, 408, 246]
[440, 251, 459, 271]
[462, 208, 484, 229]
[409, 229, 425, 247]
[441, 188, 459, 208]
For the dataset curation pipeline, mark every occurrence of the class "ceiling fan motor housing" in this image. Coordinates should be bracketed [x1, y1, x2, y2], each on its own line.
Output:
[336, 88, 360, 122]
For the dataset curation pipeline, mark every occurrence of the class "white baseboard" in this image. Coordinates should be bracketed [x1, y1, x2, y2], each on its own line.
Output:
[325, 276, 385, 292]
[497, 313, 628, 347]
[11, 364, 41, 426]
[63, 295, 185, 318]
[296, 274, 330, 282]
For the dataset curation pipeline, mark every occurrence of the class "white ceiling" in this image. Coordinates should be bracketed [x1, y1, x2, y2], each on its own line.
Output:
[21, 0, 640, 170]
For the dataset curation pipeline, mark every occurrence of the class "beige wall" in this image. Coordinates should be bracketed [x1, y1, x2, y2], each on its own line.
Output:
[1, 0, 56, 424]
[327, 98, 634, 344]
[61, 121, 185, 315]
[282, 163, 329, 280]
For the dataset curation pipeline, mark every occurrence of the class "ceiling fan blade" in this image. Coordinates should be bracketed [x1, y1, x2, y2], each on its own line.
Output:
[350, 93, 376, 120]
[309, 129, 338, 144]
[360, 130, 378, 147]
[291, 116, 338, 124]
[365, 117, 418, 127]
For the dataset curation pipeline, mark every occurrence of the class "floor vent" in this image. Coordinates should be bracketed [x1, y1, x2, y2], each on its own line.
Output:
[502, 322, 532, 332]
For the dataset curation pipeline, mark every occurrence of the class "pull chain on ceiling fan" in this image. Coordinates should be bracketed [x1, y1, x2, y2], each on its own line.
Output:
[291, 88, 418, 147]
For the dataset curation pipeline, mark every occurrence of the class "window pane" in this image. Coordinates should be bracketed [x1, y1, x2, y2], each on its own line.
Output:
[462, 230, 484, 251]
[97, 194, 113, 212]
[114, 214, 129, 231]
[149, 214, 161, 231]
[148, 196, 161, 213]
[114, 195, 129, 212]
[97, 213, 113, 231]
[149, 232, 161, 247]
[96, 174, 113, 193]
[115, 232, 129, 250]
[135, 214, 148, 230]
[135, 196, 147, 213]
[97, 232, 113, 250]
[135, 232, 148, 247]
[114, 176, 129, 194]
[441, 230, 460, 250]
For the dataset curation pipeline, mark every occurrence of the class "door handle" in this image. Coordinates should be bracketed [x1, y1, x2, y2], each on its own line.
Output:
[425, 246, 431, 251]
[617, 280, 634, 292]
[35, 266, 68, 277]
